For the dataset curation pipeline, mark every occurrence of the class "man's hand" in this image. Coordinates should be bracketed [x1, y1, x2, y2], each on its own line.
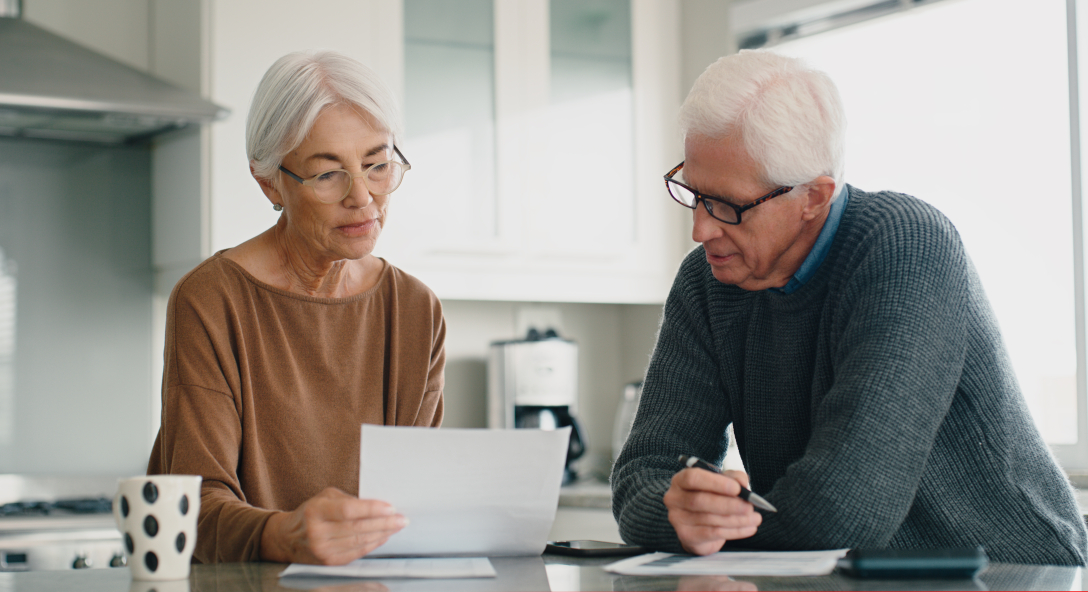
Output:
[260, 487, 407, 564]
[664, 468, 762, 555]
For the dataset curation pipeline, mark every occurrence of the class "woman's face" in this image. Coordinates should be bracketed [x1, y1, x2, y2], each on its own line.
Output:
[261, 103, 395, 264]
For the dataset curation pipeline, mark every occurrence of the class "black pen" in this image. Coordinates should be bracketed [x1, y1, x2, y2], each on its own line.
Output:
[678, 454, 778, 513]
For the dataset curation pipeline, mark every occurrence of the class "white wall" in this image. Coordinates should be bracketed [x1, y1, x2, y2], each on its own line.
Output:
[680, 0, 737, 100]
[441, 300, 663, 478]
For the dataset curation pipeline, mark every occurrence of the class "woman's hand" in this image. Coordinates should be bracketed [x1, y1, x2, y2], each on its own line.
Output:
[664, 469, 762, 556]
[260, 487, 407, 564]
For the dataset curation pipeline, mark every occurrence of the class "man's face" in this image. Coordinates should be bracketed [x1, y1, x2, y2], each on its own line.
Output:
[683, 134, 819, 291]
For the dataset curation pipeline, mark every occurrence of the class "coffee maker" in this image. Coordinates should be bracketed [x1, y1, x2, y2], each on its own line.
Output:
[488, 328, 586, 484]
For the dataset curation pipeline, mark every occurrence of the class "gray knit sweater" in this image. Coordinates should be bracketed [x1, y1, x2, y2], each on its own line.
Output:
[611, 186, 1088, 565]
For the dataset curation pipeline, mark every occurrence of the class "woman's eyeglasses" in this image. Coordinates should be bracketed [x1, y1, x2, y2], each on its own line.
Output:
[279, 146, 412, 204]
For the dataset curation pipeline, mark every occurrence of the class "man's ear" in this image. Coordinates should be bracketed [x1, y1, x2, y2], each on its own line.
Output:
[801, 176, 836, 221]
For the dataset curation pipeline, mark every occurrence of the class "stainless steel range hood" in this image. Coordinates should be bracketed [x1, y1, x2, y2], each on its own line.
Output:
[0, 2, 227, 144]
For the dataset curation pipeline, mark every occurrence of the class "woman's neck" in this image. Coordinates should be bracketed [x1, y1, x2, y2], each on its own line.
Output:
[222, 222, 384, 298]
[271, 224, 367, 298]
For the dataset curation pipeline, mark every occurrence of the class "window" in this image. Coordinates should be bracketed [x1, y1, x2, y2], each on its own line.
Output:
[771, 0, 1087, 466]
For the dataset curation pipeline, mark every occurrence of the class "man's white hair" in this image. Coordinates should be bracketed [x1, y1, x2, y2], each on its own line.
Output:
[679, 50, 846, 196]
[246, 50, 404, 180]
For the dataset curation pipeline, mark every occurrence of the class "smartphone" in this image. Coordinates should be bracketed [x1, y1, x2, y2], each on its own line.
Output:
[545, 540, 647, 557]
[837, 547, 988, 579]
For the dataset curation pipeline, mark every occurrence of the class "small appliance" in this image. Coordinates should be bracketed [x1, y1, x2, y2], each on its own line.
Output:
[488, 328, 586, 484]
[612, 380, 643, 461]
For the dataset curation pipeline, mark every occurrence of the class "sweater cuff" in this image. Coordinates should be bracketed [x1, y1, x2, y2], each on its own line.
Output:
[615, 474, 685, 553]
[195, 490, 278, 563]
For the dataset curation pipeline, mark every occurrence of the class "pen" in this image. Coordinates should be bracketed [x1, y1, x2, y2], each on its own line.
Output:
[677, 454, 778, 513]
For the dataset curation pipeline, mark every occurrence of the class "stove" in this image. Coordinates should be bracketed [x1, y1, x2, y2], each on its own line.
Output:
[0, 497, 113, 517]
[0, 475, 125, 572]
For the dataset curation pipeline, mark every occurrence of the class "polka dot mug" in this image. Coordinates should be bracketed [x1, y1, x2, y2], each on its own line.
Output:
[113, 475, 202, 580]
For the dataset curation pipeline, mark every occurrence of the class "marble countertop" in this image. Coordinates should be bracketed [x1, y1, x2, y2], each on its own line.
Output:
[558, 477, 611, 509]
[2, 556, 1084, 592]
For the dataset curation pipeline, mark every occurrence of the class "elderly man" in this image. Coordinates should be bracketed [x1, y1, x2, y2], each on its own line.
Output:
[610, 50, 1088, 566]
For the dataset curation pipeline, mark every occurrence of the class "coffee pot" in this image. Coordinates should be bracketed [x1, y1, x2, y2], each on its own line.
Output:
[488, 328, 586, 484]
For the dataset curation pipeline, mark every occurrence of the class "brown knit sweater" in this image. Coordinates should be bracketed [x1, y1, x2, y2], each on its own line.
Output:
[147, 253, 445, 563]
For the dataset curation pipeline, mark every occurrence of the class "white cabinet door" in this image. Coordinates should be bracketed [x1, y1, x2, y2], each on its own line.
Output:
[378, 0, 685, 304]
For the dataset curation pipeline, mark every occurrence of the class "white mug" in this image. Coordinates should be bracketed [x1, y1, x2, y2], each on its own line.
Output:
[113, 475, 202, 580]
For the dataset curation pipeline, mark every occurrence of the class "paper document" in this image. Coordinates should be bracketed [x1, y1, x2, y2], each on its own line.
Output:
[605, 549, 850, 577]
[359, 425, 569, 557]
[279, 557, 495, 579]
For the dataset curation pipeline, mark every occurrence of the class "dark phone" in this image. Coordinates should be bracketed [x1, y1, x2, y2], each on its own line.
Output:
[837, 547, 988, 579]
[545, 540, 647, 557]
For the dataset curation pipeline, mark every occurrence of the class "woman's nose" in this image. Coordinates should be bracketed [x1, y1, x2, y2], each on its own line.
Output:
[691, 203, 724, 243]
[342, 175, 374, 208]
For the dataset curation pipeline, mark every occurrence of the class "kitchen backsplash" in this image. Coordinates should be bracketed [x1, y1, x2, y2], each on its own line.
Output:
[0, 136, 153, 476]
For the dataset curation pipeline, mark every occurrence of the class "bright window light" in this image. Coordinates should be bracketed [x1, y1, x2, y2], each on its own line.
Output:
[777, 0, 1077, 444]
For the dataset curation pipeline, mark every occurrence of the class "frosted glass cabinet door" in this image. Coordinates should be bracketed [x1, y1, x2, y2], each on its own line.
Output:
[534, 0, 635, 256]
[383, 0, 499, 258]
[383, 0, 683, 303]
[390, 0, 633, 261]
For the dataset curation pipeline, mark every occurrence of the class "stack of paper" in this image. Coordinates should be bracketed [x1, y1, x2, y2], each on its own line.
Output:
[279, 557, 496, 579]
[278, 426, 571, 582]
[605, 549, 850, 577]
[357, 425, 570, 558]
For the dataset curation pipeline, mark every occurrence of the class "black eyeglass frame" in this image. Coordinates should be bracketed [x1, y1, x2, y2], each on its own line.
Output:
[278, 145, 412, 202]
[664, 161, 793, 225]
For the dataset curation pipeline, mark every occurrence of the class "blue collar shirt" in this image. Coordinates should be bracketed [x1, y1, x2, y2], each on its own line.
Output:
[771, 184, 848, 295]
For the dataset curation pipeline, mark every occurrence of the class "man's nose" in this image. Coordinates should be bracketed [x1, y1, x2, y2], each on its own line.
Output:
[691, 203, 724, 243]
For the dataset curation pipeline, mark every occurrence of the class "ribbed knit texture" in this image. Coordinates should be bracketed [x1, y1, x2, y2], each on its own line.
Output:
[611, 186, 1088, 565]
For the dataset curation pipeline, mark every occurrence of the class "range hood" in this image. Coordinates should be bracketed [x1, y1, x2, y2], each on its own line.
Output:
[0, 5, 227, 144]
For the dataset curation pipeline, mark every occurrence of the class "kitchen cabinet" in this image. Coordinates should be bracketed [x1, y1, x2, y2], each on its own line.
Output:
[377, 0, 686, 303]
[202, 0, 687, 305]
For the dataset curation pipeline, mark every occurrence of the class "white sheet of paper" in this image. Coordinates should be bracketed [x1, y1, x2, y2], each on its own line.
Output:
[604, 549, 850, 577]
[359, 425, 569, 557]
[279, 557, 496, 579]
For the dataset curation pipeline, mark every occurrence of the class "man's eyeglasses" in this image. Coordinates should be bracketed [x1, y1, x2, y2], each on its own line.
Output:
[664, 161, 792, 225]
[279, 146, 412, 204]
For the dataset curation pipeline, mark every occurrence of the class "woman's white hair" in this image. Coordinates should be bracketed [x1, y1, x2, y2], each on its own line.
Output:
[679, 50, 846, 195]
[246, 50, 404, 180]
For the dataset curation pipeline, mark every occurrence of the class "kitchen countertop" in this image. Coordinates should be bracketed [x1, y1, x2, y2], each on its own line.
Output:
[558, 477, 612, 509]
[1, 556, 1083, 591]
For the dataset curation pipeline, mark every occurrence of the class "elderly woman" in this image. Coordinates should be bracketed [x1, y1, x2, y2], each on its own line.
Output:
[147, 51, 444, 565]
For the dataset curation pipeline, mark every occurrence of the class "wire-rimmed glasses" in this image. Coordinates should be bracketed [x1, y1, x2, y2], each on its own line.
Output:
[664, 161, 792, 225]
[279, 146, 412, 204]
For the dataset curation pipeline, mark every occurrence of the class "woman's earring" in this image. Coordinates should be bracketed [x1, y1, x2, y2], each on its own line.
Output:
[273, 204, 283, 212]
